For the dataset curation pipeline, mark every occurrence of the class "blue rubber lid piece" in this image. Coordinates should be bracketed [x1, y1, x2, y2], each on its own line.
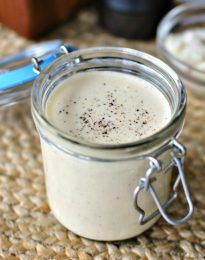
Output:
[0, 55, 56, 91]
[0, 40, 76, 106]
[0, 41, 76, 91]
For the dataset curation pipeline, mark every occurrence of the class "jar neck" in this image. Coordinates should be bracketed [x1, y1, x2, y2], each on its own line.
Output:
[31, 47, 186, 160]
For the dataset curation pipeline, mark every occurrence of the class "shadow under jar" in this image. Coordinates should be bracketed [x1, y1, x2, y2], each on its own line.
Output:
[31, 47, 193, 241]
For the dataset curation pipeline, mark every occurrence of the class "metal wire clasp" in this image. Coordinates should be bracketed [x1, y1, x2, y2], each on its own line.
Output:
[32, 44, 76, 74]
[133, 138, 194, 226]
[32, 57, 43, 75]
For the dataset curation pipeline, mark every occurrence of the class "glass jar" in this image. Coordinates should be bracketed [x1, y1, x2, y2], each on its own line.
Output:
[31, 47, 193, 241]
[157, 1, 205, 98]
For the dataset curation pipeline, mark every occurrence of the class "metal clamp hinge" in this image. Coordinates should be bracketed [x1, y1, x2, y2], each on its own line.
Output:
[133, 138, 194, 226]
[32, 44, 76, 74]
[32, 57, 43, 75]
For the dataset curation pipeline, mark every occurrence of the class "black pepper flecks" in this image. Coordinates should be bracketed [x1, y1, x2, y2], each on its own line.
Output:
[55, 86, 161, 144]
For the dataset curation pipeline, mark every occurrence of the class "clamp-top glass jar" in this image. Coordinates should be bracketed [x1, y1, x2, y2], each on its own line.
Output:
[31, 47, 193, 241]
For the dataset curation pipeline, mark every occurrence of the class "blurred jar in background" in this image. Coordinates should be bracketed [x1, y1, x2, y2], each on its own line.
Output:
[99, 0, 172, 39]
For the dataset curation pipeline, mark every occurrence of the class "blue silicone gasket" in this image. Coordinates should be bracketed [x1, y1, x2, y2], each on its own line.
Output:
[0, 45, 77, 91]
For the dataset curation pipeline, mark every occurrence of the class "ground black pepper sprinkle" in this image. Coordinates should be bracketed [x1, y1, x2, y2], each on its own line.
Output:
[52, 73, 170, 144]
[56, 88, 157, 143]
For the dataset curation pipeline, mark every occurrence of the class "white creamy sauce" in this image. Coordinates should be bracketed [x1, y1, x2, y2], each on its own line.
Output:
[165, 28, 205, 72]
[42, 71, 172, 240]
[46, 71, 171, 144]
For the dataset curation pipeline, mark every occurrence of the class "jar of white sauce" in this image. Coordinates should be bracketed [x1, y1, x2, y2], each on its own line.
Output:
[31, 47, 193, 241]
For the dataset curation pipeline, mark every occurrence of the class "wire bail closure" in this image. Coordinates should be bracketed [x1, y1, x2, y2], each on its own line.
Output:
[133, 139, 194, 226]
[32, 44, 76, 75]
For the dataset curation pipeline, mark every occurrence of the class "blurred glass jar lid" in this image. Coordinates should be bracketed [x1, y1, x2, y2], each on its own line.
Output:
[0, 40, 76, 107]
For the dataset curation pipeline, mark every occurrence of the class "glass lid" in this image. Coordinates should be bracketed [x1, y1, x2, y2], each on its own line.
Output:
[0, 40, 76, 107]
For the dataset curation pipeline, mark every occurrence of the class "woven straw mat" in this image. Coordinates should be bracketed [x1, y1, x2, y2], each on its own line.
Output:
[0, 9, 204, 260]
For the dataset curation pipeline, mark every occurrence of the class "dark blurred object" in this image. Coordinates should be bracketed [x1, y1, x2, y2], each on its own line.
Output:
[174, 0, 191, 4]
[0, 0, 89, 39]
[99, 0, 172, 39]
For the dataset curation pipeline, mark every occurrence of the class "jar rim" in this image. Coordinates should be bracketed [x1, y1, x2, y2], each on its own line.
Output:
[31, 47, 186, 154]
[157, 1, 205, 86]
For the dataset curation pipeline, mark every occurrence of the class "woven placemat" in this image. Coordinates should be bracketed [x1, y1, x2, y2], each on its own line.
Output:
[0, 9, 205, 260]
